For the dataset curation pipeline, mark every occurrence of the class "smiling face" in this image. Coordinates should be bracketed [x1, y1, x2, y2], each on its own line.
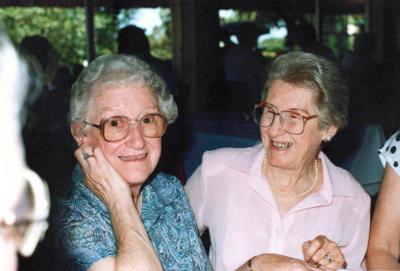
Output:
[83, 84, 162, 186]
[261, 80, 335, 171]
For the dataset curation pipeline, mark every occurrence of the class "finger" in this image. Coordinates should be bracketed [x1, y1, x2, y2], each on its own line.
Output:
[74, 146, 96, 179]
[309, 236, 336, 264]
[81, 146, 95, 160]
[318, 253, 333, 267]
[322, 253, 346, 270]
[303, 237, 324, 263]
[315, 246, 345, 269]
[302, 241, 312, 262]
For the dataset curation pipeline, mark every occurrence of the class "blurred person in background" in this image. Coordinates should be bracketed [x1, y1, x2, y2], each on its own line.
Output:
[117, 25, 184, 180]
[0, 31, 50, 271]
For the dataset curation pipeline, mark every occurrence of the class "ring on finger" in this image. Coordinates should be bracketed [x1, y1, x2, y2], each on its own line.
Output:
[83, 152, 95, 160]
[323, 253, 332, 264]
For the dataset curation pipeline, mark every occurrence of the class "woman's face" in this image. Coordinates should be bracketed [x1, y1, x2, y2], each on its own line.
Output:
[84, 84, 162, 186]
[261, 80, 335, 170]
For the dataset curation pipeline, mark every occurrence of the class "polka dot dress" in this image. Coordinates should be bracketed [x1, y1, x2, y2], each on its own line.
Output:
[378, 130, 400, 176]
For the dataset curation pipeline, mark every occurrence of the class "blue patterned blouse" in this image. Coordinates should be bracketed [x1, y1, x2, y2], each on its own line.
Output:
[54, 166, 212, 271]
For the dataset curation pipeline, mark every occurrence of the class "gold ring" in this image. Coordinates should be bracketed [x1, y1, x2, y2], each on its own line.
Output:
[323, 253, 332, 264]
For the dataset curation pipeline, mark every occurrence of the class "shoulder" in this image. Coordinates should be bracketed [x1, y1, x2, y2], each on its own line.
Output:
[54, 174, 115, 267]
[201, 144, 262, 166]
[322, 153, 370, 202]
[148, 172, 184, 195]
[193, 144, 263, 179]
[146, 172, 189, 206]
[54, 178, 115, 270]
[55, 177, 107, 225]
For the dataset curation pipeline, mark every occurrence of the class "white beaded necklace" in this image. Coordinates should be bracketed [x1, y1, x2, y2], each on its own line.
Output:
[262, 155, 319, 200]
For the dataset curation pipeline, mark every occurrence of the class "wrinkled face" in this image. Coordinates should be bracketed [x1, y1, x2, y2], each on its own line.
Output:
[261, 80, 334, 170]
[84, 85, 162, 185]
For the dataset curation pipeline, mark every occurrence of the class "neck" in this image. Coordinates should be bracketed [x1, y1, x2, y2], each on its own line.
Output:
[262, 155, 319, 199]
[130, 185, 142, 210]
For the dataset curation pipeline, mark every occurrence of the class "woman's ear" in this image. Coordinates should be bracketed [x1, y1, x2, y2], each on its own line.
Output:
[322, 126, 338, 142]
[70, 123, 87, 146]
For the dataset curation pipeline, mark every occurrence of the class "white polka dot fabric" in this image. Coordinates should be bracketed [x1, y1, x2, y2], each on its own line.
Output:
[378, 130, 400, 176]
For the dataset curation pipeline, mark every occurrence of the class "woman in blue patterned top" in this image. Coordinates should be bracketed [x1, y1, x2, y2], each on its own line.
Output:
[54, 54, 212, 271]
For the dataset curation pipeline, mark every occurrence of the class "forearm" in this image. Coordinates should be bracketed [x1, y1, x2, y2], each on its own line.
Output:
[236, 253, 296, 271]
[367, 247, 400, 270]
[109, 199, 162, 271]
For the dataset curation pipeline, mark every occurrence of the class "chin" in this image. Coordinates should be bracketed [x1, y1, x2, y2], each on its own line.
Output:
[120, 168, 153, 186]
[267, 153, 293, 168]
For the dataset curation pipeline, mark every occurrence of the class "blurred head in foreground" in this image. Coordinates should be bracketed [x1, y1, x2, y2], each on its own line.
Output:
[0, 31, 50, 271]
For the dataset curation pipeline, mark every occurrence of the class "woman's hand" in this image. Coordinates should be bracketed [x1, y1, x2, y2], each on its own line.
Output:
[302, 235, 346, 270]
[75, 145, 131, 207]
[76, 145, 163, 271]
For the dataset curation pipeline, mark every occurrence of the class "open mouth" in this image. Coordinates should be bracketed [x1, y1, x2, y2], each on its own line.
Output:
[271, 140, 293, 149]
[118, 153, 147, 161]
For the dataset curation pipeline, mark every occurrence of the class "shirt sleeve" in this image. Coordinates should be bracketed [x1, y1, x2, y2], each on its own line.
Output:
[378, 130, 400, 176]
[55, 201, 116, 271]
[185, 164, 208, 234]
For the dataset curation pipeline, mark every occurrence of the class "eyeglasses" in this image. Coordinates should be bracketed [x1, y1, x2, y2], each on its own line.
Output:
[84, 113, 167, 142]
[253, 102, 318, 135]
[0, 169, 50, 257]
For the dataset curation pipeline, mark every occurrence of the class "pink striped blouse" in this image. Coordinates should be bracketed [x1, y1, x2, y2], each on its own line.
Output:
[185, 144, 370, 271]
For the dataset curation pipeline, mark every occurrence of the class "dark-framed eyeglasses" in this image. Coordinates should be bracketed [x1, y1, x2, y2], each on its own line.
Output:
[83, 113, 167, 142]
[253, 102, 318, 135]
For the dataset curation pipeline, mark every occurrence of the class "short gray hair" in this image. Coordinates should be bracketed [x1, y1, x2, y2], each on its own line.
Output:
[69, 54, 178, 133]
[264, 51, 349, 130]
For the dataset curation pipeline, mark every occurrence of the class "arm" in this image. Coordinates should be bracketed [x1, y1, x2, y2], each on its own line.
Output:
[367, 164, 400, 269]
[235, 254, 322, 271]
[77, 146, 162, 271]
[235, 235, 344, 271]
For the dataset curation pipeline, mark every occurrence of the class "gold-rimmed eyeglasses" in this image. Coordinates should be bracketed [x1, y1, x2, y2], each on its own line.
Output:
[83, 113, 167, 142]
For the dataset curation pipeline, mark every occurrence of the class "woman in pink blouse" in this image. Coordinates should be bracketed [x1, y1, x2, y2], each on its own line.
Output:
[185, 52, 370, 271]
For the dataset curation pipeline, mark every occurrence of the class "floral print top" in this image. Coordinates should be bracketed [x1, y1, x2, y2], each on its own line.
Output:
[54, 165, 212, 271]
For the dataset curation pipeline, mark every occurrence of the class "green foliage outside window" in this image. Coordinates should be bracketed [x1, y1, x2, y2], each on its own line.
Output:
[0, 7, 117, 67]
[0, 7, 173, 68]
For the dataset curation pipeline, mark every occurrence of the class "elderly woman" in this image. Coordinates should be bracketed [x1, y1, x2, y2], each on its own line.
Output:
[185, 52, 370, 270]
[367, 129, 400, 269]
[54, 55, 211, 271]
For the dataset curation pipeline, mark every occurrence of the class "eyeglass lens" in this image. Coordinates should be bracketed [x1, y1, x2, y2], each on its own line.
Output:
[254, 105, 305, 135]
[102, 114, 166, 141]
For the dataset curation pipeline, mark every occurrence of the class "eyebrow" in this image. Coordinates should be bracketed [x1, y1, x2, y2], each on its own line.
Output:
[99, 105, 158, 113]
[266, 102, 311, 115]
[286, 107, 311, 115]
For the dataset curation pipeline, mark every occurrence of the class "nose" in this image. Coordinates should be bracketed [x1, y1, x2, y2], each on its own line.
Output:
[268, 113, 286, 136]
[125, 124, 145, 149]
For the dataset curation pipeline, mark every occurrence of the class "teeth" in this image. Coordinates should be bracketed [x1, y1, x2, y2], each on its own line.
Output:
[119, 154, 146, 161]
[272, 141, 292, 149]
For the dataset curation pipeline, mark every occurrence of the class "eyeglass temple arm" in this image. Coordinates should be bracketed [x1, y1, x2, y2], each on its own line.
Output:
[83, 120, 101, 129]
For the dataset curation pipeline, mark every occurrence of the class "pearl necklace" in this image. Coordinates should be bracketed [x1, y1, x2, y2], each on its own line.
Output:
[262, 155, 319, 200]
